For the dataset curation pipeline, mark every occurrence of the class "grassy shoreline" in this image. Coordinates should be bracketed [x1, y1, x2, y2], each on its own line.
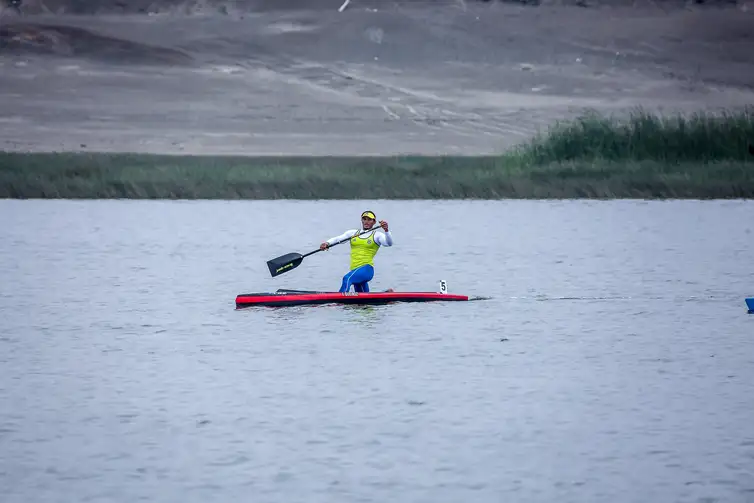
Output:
[2, 109, 753, 199]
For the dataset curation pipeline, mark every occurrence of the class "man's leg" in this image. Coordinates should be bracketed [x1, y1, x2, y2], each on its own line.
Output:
[353, 281, 370, 293]
[339, 265, 374, 293]
[354, 265, 374, 292]
[338, 271, 352, 292]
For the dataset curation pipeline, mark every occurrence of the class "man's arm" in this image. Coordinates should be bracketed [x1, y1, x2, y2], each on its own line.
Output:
[327, 229, 358, 245]
[374, 230, 393, 247]
[320, 229, 358, 250]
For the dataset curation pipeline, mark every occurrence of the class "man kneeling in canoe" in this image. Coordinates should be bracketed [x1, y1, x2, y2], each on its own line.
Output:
[320, 210, 393, 293]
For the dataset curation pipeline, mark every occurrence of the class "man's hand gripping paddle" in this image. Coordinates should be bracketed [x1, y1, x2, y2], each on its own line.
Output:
[266, 224, 384, 278]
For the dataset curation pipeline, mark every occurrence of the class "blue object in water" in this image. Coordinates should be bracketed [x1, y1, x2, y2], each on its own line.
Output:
[747, 298, 754, 314]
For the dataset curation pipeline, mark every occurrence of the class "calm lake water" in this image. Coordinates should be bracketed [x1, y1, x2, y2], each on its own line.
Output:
[1, 199, 753, 503]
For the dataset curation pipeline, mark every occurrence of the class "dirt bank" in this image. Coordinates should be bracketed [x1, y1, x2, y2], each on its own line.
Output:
[1, 0, 752, 156]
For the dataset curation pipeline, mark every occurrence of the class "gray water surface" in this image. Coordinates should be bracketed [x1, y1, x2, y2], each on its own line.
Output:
[1, 199, 753, 503]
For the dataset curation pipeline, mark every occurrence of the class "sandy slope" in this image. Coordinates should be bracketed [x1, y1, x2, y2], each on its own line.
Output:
[1, 0, 752, 155]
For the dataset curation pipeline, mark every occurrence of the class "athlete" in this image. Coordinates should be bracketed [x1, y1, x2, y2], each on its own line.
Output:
[320, 210, 393, 293]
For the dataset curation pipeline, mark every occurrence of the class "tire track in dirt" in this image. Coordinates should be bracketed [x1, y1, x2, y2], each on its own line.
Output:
[230, 51, 595, 144]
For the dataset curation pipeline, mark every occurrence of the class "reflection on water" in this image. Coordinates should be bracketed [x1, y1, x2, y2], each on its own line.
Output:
[339, 304, 385, 328]
[251, 303, 390, 331]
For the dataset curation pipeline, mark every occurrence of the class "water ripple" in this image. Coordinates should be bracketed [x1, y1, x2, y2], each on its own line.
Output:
[0, 199, 753, 503]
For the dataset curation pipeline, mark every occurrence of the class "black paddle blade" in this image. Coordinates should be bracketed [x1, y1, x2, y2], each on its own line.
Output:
[267, 252, 304, 277]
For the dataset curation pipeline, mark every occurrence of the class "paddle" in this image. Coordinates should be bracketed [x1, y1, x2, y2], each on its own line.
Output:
[266, 225, 383, 277]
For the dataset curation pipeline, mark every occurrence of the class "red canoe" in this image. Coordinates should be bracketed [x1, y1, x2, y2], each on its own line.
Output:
[235, 289, 470, 308]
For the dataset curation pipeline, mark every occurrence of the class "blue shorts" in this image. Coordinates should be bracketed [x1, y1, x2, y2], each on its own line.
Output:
[339, 264, 374, 293]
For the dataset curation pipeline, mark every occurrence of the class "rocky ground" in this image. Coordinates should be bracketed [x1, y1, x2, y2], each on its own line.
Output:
[1, 0, 752, 155]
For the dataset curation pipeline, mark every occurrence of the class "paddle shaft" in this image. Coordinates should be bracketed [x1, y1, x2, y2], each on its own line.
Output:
[303, 224, 383, 258]
[266, 224, 386, 277]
